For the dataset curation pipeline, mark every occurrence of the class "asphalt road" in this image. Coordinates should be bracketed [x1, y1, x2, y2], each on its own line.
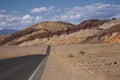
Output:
[0, 54, 46, 80]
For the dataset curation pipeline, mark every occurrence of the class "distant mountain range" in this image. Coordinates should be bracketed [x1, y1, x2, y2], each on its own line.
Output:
[0, 29, 19, 36]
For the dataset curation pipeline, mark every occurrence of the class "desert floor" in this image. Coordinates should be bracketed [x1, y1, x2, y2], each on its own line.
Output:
[0, 43, 120, 80]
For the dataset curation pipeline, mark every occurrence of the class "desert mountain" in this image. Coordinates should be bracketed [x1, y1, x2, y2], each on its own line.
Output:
[0, 19, 119, 46]
[47, 19, 110, 45]
[0, 21, 75, 45]
[48, 20, 120, 45]
[83, 21, 120, 43]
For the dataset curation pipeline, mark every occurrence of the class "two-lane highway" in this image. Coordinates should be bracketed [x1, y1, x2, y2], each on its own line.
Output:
[0, 55, 45, 80]
[0, 45, 51, 80]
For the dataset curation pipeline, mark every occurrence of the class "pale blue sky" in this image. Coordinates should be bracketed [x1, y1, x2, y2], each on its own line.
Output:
[0, 0, 120, 29]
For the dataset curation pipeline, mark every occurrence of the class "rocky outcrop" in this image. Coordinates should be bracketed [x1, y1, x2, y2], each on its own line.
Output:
[83, 23, 120, 43]
[107, 32, 120, 43]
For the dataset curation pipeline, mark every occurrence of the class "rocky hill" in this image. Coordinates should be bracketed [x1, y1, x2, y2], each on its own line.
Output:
[108, 32, 120, 43]
[83, 22, 120, 43]
[0, 21, 75, 45]
[47, 19, 110, 45]
[46, 19, 120, 45]
[1, 19, 120, 46]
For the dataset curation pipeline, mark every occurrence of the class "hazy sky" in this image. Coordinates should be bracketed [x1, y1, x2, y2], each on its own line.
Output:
[0, 0, 120, 29]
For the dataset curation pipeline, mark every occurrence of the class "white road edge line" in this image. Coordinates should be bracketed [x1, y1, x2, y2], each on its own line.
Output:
[28, 56, 47, 80]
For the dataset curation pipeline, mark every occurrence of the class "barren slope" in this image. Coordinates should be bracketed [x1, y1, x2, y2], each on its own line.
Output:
[108, 32, 120, 43]
[84, 23, 120, 43]
[47, 20, 115, 45]
[17, 20, 120, 46]
[47, 28, 99, 45]
[0, 21, 75, 46]
[19, 19, 110, 46]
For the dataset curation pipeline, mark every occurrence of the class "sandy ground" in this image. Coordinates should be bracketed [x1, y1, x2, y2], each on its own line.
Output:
[0, 45, 47, 59]
[0, 43, 120, 80]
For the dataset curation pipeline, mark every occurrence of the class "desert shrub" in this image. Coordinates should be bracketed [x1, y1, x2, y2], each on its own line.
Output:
[113, 61, 117, 65]
[79, 51, 85, 54]
[68, 54, 74, 58]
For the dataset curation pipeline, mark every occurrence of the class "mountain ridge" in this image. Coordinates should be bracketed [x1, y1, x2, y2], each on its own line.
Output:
[0, 19, 120, 46]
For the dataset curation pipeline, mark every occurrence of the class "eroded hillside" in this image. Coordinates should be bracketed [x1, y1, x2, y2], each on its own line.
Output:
[1, 19, 119, 46]
[84, 23, 120, 43]
[0, 21, 75, 45]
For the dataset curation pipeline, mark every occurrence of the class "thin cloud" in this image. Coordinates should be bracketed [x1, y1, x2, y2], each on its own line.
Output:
[53, 3, 120, 23]
[20, 15, 33, 25]
[0, 14, 9, 19]
[30, 6, 55, 13]
[0, 9, 6, 13]
[0, 3, 120, 29]
[0, 22, 7, 27]
[12, 11, 20, 14]
[22, 15, 32, 20]
[0, 13, 44, 29]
